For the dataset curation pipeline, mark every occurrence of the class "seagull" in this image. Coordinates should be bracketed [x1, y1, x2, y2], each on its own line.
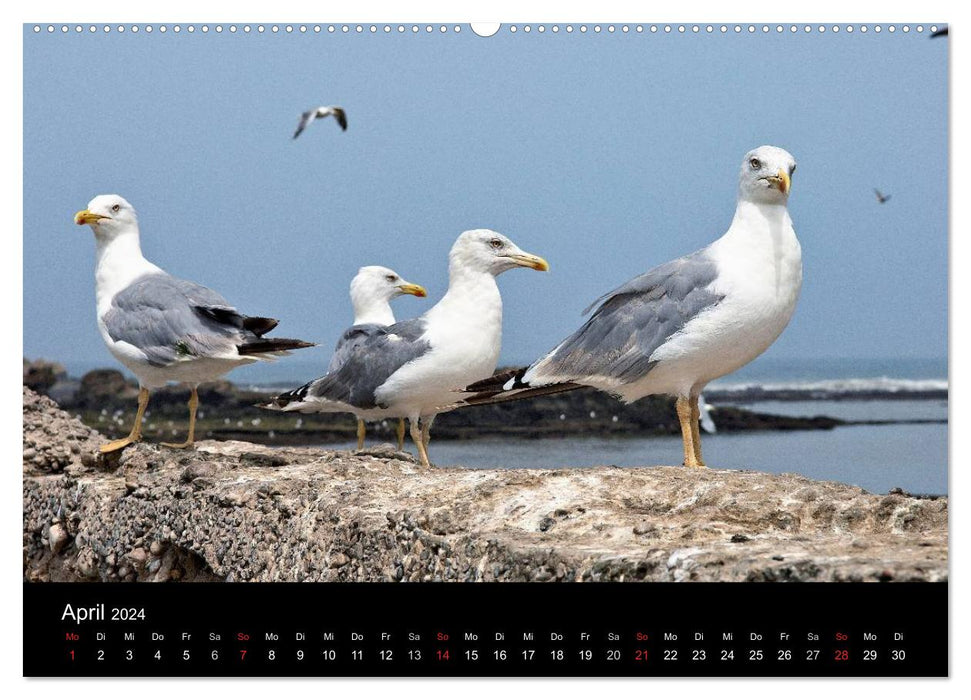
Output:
[263, 230, 549, 466]
[930, 26, 948, 38]
[74, 194, 314, 453]
[293, 106, 347, 139]
[874, 188, 891, 204]
[326, 266, 427, 450]
[459, 146, 802, 468]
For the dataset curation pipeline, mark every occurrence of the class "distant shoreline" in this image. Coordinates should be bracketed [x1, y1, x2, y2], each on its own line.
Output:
[23, 357, 948, 453]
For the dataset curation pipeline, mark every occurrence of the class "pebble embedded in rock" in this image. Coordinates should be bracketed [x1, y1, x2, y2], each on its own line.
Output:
[49, 523, 68, 553]
[329, 553, 350, 568]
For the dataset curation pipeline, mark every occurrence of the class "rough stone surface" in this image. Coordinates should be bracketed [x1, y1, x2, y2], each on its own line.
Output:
[23, 388, 947, 583]
[23, 387, 104, 475]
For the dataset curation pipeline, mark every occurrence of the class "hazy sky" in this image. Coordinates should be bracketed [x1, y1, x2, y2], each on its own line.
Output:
[23, 25, 947, 382]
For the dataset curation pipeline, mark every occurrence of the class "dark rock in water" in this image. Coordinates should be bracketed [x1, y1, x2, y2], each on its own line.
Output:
[24, 361, 850, 444]
[22, 388, 947, 583]
[77, 369, 138, 409]
[23, 358, 66, 393]
[700, 406, 841, 432]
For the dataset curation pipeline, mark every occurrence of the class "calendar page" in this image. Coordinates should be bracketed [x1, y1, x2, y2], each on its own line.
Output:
[22, 20, 948, 677]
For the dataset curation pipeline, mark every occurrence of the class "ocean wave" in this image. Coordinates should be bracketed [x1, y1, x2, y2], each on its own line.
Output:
[708, 377, 948, 395]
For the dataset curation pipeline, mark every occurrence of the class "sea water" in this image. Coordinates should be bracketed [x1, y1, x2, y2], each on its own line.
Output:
[322, 398, 948, 496]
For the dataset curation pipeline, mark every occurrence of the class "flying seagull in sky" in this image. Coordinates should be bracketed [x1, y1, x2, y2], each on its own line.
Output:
[74, 195, 314, 453]
[930, 26, 948, 38]
[293, 106, 348, 139]
[263, 230, 549, 466]
[874, 188, 891, 204]
[459, 146, 802, 468]
[326, 266, 427, 450]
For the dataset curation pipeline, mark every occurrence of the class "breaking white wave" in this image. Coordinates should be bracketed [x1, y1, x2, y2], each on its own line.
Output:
[708, 376, 948, 396]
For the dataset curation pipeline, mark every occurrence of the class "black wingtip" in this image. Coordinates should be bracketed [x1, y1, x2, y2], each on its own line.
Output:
[237, 338, 316, 356]
[243, 316, 280, 337]
[465, 367, 526, 393]
[334, 108, 348, 131]
[462, 382, 583, 407]
[457, 366, 583, 407]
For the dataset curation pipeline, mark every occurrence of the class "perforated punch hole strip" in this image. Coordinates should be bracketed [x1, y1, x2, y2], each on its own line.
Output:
[27, 23, 944, 37]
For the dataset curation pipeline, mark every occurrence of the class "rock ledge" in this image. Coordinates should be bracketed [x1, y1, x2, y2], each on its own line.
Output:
[23, 388, 947, 583]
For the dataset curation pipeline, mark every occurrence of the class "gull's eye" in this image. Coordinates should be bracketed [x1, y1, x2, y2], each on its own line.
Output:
[385, 274, 397, 282]
[749, 158, 762, 170]
[790, 164, 797, 175]
[111, 204, 121, 213]
[489, 238, 503, 249]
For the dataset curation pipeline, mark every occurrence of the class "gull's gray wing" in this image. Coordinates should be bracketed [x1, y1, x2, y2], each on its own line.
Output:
[327, 323, 385, 373]
[327, 107, 348, 131]
[102, 273, 260, 367]
[528, 248, 724, 384]
[287, 317, 430, 410]
[293, 110, 316, 139]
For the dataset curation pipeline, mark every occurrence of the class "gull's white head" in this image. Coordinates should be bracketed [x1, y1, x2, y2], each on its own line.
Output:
[350, 265, 427, 309]
[449, 229, 549, 277]
[74, 194, 138, 239]
[737, 146, 797, 204]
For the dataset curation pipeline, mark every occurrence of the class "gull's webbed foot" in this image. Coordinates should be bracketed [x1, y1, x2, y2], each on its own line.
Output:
[161, 439, 196, 450]
[99, 436, 139, 454]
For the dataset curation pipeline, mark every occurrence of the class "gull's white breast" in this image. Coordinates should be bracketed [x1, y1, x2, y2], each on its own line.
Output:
[377, 276, 504, 415]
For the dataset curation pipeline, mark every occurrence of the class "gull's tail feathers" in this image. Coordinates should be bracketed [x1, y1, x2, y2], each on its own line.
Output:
[459, 367, 582, 407]
[259, 380, 313, 411]
[259, 376, 349, 414]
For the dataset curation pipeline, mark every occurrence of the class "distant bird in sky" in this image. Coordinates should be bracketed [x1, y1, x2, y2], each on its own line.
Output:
[874, 188, 891, 204]
[293, 106, 348, 139]
[263, 230, 549, 466]
[327, 266, 427, 451]
[930, 26, 948, 38]
[458, 146, 802, 469]
[74, 195, 314, 453]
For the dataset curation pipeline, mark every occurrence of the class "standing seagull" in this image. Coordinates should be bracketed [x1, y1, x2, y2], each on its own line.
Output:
[74, 195, 314, 453]
[293, 106, 348, 139]
[874, 188, 891, 204]
[460, 146, 802, 468]
[328, 266, 427, 450]
[263, 230, 549, 466]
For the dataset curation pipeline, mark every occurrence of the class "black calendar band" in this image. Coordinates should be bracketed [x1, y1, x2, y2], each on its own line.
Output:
[24, 581, 947, 677]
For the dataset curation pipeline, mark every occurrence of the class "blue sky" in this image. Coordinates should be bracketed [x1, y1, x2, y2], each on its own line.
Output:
[23, 25, 947, 382]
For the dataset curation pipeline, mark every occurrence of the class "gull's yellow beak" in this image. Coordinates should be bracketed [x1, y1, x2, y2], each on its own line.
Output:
[398, 282, 428, 298]
[507, 252, 550, 272]
[768, 169, 791, 195]
[74, 209, 108, 226]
